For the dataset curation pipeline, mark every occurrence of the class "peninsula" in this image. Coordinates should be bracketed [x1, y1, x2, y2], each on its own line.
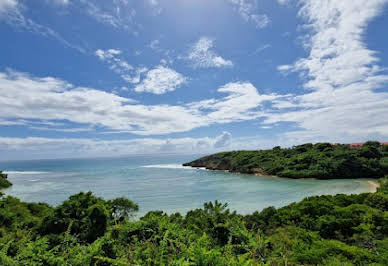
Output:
[184, 141, 388, 179]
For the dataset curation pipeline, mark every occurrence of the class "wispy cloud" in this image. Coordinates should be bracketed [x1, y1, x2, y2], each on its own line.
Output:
[79, 0, 139, 34]
[0, 0, 85, 52]
[187, 37, 233, 68]
[95, 49, 133, 72]
[272, 0, 388, 142]
[50, 0, 70, 6]
[95, 48, 150, 84]
[277, 0, 290, 5]
[253, 44, 271, 54]
[147, 0, 162, 15]
[228, 0, 270, 29]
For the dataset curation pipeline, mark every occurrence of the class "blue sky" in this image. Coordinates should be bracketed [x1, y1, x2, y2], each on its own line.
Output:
[0, 0, 387, 160]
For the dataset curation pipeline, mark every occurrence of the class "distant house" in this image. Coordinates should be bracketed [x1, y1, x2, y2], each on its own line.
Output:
[349, 143, 364, 148]
[348, 142, 388, 149]
[331, 142, 388, 148]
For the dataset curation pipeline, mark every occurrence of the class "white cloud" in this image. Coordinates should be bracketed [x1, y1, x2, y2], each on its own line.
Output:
[95, 49, 134, 73]
[0, 0, 84, 52]
[0, 70, 277, 136]
[95, 49, 185, 93]
[189, 82, 277, 123]
[95, 49, 151, 85]
[277, 0, 290, 5]
[187, 37, 233, 68]
[95, 49, 122, 60]
[78, 0, 139, 34]
[271, 0, 388, 142]
[253, 44, 271, 54]
[148, 39, 160, 50]
[0, 132, 311, 160]
[228, 0, 270, 29]
[250, 14, 270, 29]
[122, 67, 148, 84]
[50, 0, 70, 5]
[0, 131, 233, 160]
[134, 66, 187, 94]
[214, 131, 232, 148]
[0, 0, 17, 13]
[147, 0, 162, 15]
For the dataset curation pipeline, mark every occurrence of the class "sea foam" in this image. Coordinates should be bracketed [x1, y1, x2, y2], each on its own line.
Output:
[141, 164, 196, 169]
[4, 171, 49, 175]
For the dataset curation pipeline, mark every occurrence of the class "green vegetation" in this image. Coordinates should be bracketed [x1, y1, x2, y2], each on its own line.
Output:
[0, 171, 12, 189]
[0, 177, 387, 265]
[184, 141, 388, 179]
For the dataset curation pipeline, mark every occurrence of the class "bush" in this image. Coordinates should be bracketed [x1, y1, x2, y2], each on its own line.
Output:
[0, 172, 12, 189]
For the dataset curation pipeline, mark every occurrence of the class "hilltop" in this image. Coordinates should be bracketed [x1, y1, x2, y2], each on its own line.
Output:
[184, 141, 388, 179]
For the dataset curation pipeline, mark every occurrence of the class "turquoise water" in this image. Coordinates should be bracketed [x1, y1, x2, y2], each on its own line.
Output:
[0, 154, 372, 216]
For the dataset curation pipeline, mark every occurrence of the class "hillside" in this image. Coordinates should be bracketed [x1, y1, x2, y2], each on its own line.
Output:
[0, 177, 387, 264]
[184, 141, 388, 179]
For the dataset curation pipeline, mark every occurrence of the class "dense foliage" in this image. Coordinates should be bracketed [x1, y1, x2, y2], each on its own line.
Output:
[0, 171, 12, 189]
[0, 177, 388, 265]
[184, 141, 388, 179]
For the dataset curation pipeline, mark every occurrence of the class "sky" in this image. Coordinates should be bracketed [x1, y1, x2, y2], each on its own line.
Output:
[0, 0, 387, 160]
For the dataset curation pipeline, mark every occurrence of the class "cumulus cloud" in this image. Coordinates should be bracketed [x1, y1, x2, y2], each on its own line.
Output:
[0, 70, 278, 135]
[228, 0, 270, 29]
[214, 131, 232, 148]
[95, 49, 185, 94]
[95, 49, 122, 60]
[272, 0, 388, 142]
[134, 66, 187, 94]
[189, 82, 277, 123]
[187, 37, 233, 68]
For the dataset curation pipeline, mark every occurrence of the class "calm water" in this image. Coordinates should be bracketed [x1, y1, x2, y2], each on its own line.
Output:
[0, 154, 372, 216]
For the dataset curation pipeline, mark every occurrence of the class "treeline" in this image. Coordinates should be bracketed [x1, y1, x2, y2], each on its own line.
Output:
[0, 171, 12, 189]
[184, 141, 388, 179]
[0, 177, 388, 265]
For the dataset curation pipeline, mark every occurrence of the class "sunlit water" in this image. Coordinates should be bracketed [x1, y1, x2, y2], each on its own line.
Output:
[0, 154, 372, 216]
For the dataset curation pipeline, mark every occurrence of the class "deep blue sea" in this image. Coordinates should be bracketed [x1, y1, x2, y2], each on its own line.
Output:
[0, 154, 372, 216]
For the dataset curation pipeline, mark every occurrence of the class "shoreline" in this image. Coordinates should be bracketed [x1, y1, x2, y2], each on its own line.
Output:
[367, 180, 380, 193]
[191, 166, 382, 191]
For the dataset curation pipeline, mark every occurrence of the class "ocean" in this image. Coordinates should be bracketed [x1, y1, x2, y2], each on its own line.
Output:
[0, 154, 372, 216]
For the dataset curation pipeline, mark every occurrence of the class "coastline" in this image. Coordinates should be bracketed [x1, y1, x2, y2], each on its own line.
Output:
[190, 166, 381, 191]
[367, 180, 380, 193]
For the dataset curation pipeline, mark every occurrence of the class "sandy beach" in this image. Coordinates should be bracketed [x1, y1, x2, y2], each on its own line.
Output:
[367, 181, 380, 193]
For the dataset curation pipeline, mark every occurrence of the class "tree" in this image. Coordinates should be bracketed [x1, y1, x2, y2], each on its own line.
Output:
[107, 197, 139, 223]
[40, 192, 109, 243]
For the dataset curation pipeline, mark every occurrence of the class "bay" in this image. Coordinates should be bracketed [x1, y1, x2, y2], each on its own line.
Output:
[0, 154, 372, 216]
